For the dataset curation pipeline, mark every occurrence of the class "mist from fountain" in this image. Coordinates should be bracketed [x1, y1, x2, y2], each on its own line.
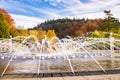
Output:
[0, 32, 120, 77]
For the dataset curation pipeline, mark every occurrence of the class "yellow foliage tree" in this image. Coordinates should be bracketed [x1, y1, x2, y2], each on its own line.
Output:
[90, 30, 105, 38]
[29, 30, 38, 36]
[37, 30, 46, 41]
[16, 29, 57, 42]
[46, 30, 56, 40]
[17, 30, 29, 36]
[117, 28, 120, 34]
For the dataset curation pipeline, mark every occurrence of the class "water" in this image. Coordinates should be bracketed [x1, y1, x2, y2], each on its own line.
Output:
[0, 60, 14, 75]
[0, 33, 120, 76]
[0, 56, 120, 75]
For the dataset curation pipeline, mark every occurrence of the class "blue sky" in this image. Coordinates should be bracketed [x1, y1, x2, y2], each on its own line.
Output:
[0, 0, 120, 28]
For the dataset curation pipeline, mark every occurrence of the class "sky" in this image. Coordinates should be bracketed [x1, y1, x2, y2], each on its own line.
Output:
[0, 0, 120, 29]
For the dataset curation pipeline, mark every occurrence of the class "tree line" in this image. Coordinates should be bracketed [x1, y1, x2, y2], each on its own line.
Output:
[0, 8, 120, 39]
[32, 10, 120, 38]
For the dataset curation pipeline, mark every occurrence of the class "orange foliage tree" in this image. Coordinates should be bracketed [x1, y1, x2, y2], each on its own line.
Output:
[0, 8, 17, 37]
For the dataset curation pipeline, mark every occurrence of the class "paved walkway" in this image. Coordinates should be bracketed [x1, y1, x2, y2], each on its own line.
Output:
[2, 74, 120, 80]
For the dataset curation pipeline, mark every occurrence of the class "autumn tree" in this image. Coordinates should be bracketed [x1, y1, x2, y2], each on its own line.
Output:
[90, 30, 105, 38]
[17, 30, 29, 36]
[46, 30, 56, 40]
[0, 8, 17, 37]
[29, 30, 38, 37]
[0, 13, 10, 38]
[37, 29, 46, 41]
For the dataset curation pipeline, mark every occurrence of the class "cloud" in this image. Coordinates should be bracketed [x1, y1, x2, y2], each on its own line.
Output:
[45, 0, 120, 15]
[44, 0, 62, 6]
[10, 14, 44, 29]
[52, 0, 120, 20]
[29, 7, 62, 19]
[0, 0, 120, 28]
[0, 0, 63, 28]
[1, 0, 120, 19]
[0, 0, 62, 19]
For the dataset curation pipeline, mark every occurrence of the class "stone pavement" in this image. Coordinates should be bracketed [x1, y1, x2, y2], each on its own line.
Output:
[2, 74, 120, 80]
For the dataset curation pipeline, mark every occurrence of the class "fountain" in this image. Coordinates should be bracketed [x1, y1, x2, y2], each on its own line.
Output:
[0, 32, 120, 77]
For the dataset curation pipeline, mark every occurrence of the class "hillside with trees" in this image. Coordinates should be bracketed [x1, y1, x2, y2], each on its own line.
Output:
[33, 18, 103, 38]
[0, 8, 120, 39]
[32, 10, 120, 38]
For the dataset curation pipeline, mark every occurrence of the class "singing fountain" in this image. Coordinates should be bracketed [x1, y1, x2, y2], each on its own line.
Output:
[0, 32, 120, 78]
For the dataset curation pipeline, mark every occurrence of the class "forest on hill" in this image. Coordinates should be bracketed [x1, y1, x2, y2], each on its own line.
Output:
[31, 10, 120, 38]
[33, 18, 103, 38]
[0, 8, 120, 40]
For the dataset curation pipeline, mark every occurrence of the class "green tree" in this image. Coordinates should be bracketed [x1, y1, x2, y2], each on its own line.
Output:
[99, 10, 120, 32]
[0, 14, 10, 38]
